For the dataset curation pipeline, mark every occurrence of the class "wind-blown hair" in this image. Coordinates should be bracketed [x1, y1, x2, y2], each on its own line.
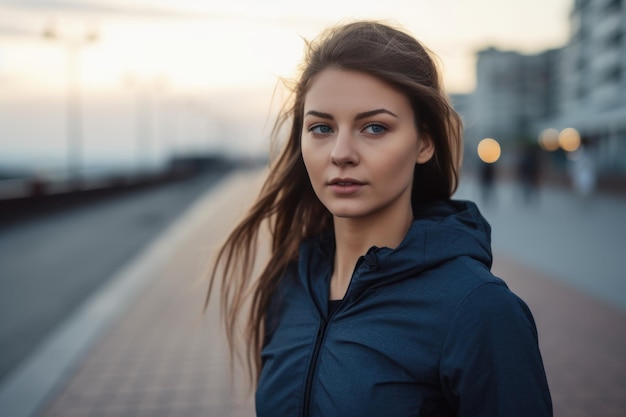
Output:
[205, 20, 463, 385]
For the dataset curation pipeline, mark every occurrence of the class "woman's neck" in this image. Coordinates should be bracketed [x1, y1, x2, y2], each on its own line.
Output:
[330, 207, 413, 299]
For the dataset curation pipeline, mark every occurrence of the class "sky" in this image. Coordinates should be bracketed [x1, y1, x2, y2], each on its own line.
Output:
[0, 0, 573, 175]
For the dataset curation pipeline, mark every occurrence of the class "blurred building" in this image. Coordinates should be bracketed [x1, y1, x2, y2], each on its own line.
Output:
[448, 93, 473, 164]
[463, 48, 559, 168]
[549, 0, 626, 174]
[460, 0, 626, 176]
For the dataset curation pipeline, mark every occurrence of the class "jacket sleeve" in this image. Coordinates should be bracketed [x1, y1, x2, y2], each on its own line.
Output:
[439, 282, 553, 416]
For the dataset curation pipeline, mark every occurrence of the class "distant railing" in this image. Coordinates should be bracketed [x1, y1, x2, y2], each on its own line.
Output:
[0, 154, 265, 227]
[0, 154, 245, 201]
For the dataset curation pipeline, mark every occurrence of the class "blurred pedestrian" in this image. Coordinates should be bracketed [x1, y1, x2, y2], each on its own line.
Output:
[517, 143, 541, 204]
[571, 146, 596, 198]
[206, 20, 552, 417]
[479, 160, 497, 205]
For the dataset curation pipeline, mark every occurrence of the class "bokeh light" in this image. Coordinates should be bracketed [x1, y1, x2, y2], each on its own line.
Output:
[538, 128, 560, 151]
[558, 127, 581, 152]
[477, 138, 501, 163]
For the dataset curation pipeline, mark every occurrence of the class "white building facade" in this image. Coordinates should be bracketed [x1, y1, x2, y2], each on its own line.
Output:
[463, 48, 558, 168]
[553, 0, 626, 173]
[465, 0, 626, 175]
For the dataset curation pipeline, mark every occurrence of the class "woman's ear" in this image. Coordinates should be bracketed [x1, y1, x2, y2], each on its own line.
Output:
[416, 134, 435, 164]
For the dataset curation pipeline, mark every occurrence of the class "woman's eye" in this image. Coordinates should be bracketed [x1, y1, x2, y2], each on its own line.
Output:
[309, 124, 333, 135]
[363, 123, 387, 135]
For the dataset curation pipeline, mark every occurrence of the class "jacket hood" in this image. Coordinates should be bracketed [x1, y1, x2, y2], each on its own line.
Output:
[298, 200, 492, 308]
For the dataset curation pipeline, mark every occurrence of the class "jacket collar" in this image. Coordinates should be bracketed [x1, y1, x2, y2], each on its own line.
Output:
[297, 199, 492, 315]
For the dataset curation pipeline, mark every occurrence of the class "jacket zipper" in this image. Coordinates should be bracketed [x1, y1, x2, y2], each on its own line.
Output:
[302, 318, 330, 417]
[301, 256, 367, 417]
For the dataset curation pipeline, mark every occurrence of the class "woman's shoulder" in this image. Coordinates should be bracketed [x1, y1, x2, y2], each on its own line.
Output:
[441, 257, 537, 336]
[420, 253, 504, 299]
[419, 254, 535, 327]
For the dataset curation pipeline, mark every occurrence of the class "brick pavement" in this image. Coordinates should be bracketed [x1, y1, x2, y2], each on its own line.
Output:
[32, 169, 626, 417]
[492, 255, 626, 417]
[36, 171, 260, 417]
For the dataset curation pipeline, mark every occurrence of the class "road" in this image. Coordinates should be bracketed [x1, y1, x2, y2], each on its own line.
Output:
[0, 170, 228, 384]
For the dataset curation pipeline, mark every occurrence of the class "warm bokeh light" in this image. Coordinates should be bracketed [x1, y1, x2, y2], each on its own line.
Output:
[477, 138, 501, 163]
[558, 127, 581, 152]
[538, 128, 560, 151]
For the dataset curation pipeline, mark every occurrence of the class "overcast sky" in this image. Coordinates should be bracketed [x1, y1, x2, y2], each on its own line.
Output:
[0, 0, 573, 171]
[0, 0, 573, 92]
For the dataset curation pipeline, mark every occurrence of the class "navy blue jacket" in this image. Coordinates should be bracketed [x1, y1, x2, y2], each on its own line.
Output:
[256, 200, 552, 417]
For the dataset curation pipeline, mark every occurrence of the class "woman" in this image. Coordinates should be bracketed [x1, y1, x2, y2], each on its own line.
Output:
[206, 20, 552, 417]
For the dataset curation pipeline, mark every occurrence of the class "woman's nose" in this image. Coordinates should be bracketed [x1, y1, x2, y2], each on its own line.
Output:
[330, 130, 359, 166]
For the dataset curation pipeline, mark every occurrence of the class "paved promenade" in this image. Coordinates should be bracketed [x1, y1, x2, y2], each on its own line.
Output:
[0, 169, 624, 417]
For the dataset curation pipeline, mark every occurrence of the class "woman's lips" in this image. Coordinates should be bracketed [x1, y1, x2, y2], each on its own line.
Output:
[327, 179, 366, 195]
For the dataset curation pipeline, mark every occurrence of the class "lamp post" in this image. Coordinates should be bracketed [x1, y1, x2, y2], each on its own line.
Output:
[123, 74, 169, 176]
[44, 22, 98, 188]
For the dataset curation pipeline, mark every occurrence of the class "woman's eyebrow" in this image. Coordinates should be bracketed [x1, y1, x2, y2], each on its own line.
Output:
[304, 108, 398, 120]
[304, 110, 334, 120]
[355, 108, 398, 120]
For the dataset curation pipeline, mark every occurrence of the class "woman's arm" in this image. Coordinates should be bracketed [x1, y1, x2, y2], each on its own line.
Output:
[440, 281, 553, 416]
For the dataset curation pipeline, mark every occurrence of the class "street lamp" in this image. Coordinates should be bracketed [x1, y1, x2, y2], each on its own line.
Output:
[477, 138, 502, 164]
[43, 21, 98, 188]
[122, 73, 169, 176]
[558, 127, 581, 153]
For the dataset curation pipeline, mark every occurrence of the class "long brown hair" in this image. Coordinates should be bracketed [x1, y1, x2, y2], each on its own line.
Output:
[205, 20, 463, 385]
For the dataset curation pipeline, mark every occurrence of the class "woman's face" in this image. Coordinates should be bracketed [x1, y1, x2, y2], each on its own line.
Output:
[301, 69, 434, 221]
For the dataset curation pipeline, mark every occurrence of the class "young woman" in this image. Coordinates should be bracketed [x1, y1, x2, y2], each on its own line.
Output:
[207, 20, 552, 417]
